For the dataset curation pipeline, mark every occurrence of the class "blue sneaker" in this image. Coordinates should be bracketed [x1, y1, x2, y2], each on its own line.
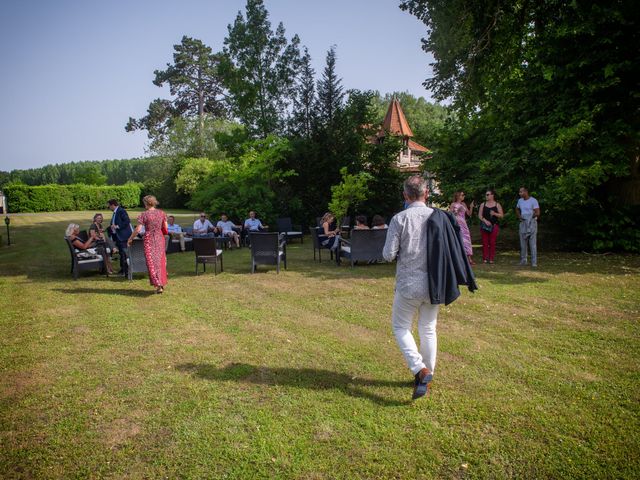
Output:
[412, 368, 433, 400]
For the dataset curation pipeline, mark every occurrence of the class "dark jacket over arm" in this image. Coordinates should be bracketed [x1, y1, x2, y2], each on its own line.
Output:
[426, 208, 478, 305]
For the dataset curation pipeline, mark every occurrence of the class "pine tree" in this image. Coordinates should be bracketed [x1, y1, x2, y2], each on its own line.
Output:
[316, 45, 344, 128]
[289, 47, 316, 137]
[125, 36, 226, 155]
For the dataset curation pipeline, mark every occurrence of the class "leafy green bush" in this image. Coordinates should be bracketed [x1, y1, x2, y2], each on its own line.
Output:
[3, 183, 141, 213]
[188, 136, 296, 225]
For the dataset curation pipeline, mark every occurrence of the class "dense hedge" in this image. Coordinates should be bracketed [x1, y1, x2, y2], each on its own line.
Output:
[3, 183, 141, 212]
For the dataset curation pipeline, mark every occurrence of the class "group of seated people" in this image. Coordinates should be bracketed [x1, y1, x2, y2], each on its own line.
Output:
[320, 213, 388, 251]
[65, 213, 117, 275]
[165, 210, 269, 250]
[353, 214, 389, 231]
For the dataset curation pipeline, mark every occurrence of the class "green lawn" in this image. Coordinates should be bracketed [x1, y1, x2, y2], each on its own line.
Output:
[1, 212, 638, 479]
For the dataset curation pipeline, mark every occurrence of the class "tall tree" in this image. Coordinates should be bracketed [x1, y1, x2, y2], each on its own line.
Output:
[401, 0, 640, 251]
[221, 0, 302, 138]
[289, 47, 316, 137]
[316, 45, 344, 127]
[126, 36, 226, 156]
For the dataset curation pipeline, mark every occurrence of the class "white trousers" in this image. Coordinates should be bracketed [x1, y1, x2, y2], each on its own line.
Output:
[392, 293, 439, 375]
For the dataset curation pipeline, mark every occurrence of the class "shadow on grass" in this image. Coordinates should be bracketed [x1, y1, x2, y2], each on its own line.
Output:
[177, 362, 412, 407]
[53, 287, 156, 297]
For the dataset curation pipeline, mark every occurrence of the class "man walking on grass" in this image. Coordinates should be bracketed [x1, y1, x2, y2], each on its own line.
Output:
[383, 176, 438, 400]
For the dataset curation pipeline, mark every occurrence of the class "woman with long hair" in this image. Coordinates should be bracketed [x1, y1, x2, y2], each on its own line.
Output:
[320, 212, 341, 250]
[477, 189, 504, 264]
[449, 191, 475, 265]
[127, 195, 168, 293]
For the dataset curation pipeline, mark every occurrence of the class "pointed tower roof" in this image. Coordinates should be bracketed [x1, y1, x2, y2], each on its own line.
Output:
[381, 97, 414, 137]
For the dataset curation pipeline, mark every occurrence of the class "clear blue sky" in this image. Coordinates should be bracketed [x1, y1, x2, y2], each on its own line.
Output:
[0, 0, 434, 171]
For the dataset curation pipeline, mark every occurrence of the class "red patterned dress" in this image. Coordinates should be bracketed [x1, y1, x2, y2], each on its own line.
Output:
[137, 208, 168, 287]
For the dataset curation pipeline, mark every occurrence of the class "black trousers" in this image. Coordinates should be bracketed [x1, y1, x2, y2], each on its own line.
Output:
[113, 238, 128, 274]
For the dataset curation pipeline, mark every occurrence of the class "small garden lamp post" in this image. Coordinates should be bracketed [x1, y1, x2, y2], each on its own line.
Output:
[4, 216, 10, 246]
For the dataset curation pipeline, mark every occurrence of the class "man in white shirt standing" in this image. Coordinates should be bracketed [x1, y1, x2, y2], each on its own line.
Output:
[516, 186, 541, 267]
[193, 213, 215, 237]
[217, 213, 241, 248]
[382, 175, 437, 400]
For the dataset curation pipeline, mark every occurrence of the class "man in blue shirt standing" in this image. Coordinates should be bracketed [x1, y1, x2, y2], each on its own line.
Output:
[516, 186, 541, 267]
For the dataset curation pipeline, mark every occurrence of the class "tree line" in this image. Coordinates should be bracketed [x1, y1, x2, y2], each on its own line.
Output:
[3, 0, 636, 251]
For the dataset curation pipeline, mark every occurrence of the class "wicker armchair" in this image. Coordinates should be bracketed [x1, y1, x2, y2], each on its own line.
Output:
[338, 228, 388, 267]
[64, 237, 104, 279]
[193, 238, 224, 275]
[126, 238, 149, 280]
[276, 217, 303, 244]
[309, 226, 333, 262]
[249, 232, 287, 273]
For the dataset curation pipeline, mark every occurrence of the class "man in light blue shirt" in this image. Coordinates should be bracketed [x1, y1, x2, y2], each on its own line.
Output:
[516, 186, 541, 267]
[383, 175, 437, 400]
[167, 215, 186, 251]
[244, 210, 267, 232]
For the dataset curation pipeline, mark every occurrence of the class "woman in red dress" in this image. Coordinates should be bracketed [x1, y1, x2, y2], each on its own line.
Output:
[127, 195, 168, 293]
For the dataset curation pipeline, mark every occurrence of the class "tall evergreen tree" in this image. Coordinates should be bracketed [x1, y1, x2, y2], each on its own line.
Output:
[125, 36, 226, 155]
[221, 0, 302, 138]
[289, 47, 316, 137]
[316, 45, 344, 127]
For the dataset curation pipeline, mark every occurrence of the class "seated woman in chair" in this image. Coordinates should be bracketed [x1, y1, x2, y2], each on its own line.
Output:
[89, 213, 116, 255]
[66, 223, 113, 275]
[320, 212, 341, 251]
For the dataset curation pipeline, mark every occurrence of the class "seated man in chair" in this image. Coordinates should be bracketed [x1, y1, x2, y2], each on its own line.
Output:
[217, 213, 241, 248]
[167, 215, 186, 251]
[244, 210, 268, 232]
[193, 212, 216, 238]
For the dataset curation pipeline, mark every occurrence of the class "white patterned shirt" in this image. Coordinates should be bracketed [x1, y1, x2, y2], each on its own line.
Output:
[383, 202, 434, 299]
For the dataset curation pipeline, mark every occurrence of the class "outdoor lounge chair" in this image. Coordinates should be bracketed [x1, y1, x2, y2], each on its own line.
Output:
[249, 232, 287, 273]
[309, 226, 333, 262]
[193, 237, 223, 275]
[276, 217, 303, 244]
[338, 228, 388, 267]
[126, 238, 150, 280]
[340, 215, 351, 238]
[64, 237, 104, 279]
